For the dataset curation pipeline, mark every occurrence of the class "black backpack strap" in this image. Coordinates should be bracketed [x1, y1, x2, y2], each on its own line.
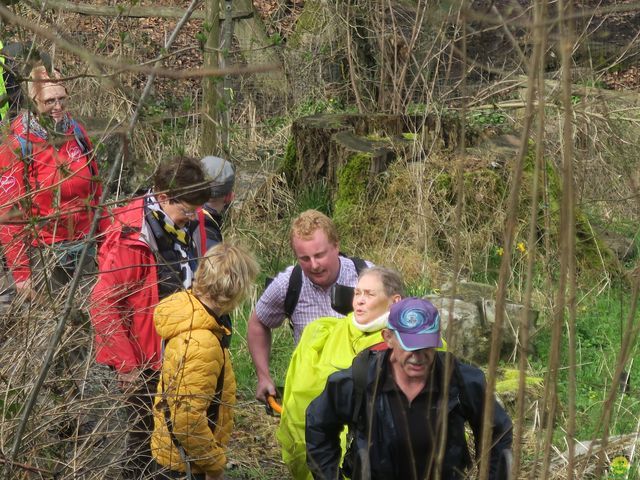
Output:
[439, 351, 469, 414]
[343, 349, 381, 479]
[283, 255, 366, 320]
[207, 346, 227, 429]
[349, 256, 367, 275]
[350, 349, 371, 427]
[283, 264, 302, 319]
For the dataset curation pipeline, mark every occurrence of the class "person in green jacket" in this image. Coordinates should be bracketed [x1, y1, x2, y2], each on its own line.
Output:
[0, 39, 6, 121]
[277, 266, 404, 480]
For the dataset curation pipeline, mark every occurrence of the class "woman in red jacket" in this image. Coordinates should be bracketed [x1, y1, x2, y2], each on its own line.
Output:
[0, 64, 101, 296]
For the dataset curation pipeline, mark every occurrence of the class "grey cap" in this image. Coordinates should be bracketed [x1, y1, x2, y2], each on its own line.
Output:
[201, 156, 235, 198]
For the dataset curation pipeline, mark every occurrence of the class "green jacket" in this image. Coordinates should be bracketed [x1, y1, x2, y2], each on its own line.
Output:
[277, 313, 385, 480]
[0, 40, 7, 120]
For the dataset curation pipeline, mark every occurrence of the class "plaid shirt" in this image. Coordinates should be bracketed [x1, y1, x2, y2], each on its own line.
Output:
[255, 256, 372, 343]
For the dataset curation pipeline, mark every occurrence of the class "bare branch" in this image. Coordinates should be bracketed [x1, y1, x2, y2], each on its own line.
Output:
[0, 5, 279, 79]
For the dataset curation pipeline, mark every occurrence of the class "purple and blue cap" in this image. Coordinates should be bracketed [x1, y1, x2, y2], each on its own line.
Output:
[388, 297, 443, 351]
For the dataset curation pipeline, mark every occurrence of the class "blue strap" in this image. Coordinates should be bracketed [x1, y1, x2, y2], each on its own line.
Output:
[71, 119, 91, 157]
[14, 134, 31, 159]
[14, 121, 88, 160]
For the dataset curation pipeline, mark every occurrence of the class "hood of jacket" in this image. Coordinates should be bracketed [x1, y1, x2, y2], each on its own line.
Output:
[154, 290, 229, 341]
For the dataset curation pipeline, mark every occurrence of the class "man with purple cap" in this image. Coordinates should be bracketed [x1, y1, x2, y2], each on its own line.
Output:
[306, 297, 513, 480]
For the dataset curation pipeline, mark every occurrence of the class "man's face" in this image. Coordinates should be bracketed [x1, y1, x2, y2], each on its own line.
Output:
[383, 330, 436, 380]
[158, 195, 199, 228]
[35, 84, 67, 124]
[353, 273, 400, 325]
[292, 229, 340, 289]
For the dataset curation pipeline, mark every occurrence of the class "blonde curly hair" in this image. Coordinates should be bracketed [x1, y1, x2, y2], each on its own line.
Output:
[192, 242, 259, 314]
[289, 209, 339, 247]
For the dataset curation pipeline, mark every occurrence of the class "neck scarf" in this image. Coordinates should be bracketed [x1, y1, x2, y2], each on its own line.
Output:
[145, 194, 195, 292]
[21, 111, 71, 140]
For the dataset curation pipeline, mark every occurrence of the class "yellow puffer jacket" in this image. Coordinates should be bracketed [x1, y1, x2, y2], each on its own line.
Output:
[151, 290, 235, 477]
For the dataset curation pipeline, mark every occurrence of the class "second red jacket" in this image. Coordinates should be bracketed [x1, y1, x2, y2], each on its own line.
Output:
[90, 197, 162, 373]
[0, 112, 102, 281]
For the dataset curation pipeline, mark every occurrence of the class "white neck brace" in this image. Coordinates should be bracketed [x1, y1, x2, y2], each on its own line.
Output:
[352, 311, 389, 333]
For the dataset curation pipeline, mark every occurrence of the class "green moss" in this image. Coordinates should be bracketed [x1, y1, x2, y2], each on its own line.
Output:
[495, 368, 543, 394]
[464, 169, 504, 198]
[522, 141, 620, 278]
[434, 172, 452, 193]
[288, 1, 328, 48]
[280, 138, 297, 185]
[366, 133, 390, 141]
[334, 152, 372, 222]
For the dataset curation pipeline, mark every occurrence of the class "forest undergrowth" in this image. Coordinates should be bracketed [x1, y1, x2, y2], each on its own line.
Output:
[1, 0, 640, 478]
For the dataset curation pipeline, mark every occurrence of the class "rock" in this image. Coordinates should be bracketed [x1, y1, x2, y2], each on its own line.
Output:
[425, 296, 490, 363]
[426, 281, 537, 363]
[482, 299, 538, 348]
[439, 280, 496, 301]
[596, 228, 637, 262]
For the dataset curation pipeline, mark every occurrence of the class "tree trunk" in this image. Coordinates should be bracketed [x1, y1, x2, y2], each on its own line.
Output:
[201, 0, 220, 156]
[232, 0, 288, 99]
[287, 113, 422, 188]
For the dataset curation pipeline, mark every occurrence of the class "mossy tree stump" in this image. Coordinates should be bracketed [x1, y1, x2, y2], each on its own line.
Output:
[329, 131, 402, 220]
[285, 113, 445, 186]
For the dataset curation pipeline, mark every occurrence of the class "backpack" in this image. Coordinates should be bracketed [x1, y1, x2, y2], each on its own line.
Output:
[265, 254, 367, 319]
[341, 349, 379, 479]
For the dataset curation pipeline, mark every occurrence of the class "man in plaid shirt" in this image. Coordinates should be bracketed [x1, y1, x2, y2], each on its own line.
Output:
[248, 209, 372, 403]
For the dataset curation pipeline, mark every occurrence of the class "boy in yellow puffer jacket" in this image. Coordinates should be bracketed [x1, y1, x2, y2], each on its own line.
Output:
[151, 243, 259, 480]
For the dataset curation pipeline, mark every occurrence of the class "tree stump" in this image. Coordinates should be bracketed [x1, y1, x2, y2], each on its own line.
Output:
[287, 113, 441, 186]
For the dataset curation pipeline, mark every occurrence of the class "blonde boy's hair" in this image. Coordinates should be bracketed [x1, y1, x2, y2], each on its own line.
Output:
[193, 242, 259, 313]
[289, 209, 339, 247]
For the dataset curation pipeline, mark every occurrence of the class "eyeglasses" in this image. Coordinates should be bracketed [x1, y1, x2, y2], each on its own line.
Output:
[177, 203, 198, 218]
[40, 96, 67, 107]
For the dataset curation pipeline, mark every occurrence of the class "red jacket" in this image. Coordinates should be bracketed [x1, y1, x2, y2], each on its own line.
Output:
[90, 197, 162, 373]
[0, 112, 102, 281]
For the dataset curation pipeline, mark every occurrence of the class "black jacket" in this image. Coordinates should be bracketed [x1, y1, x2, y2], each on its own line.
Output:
[306, 350, 513, 480]
[194, 204, 223, 256]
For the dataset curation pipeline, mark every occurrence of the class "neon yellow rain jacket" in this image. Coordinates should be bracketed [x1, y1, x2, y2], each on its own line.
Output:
[0, 40, 7, 120]
[277, 313, 385, 480]
[151, 291, 235, 478]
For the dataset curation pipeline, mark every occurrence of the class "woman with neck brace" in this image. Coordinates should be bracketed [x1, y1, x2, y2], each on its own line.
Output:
[277, 266, 404, 480]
